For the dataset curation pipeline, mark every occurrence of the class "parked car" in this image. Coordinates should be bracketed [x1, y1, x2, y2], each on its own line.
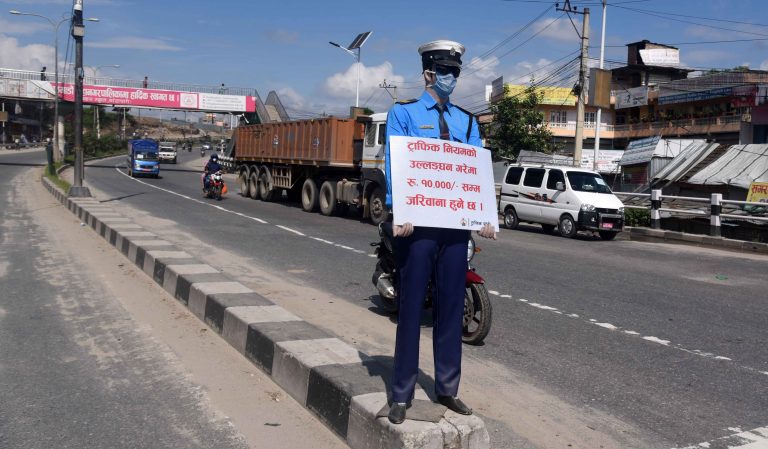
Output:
[499, 164, 625, 240]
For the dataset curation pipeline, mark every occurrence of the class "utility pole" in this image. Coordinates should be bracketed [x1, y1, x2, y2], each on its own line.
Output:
[379, 79, 398, 103]
[69, 0, 90, 197]
[557, 1, 589, 167]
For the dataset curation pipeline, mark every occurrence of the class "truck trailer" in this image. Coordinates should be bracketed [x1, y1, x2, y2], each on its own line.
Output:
[232, 113, 390, 224]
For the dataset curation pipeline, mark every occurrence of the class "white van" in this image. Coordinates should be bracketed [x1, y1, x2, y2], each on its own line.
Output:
[498, 164, 625, 240]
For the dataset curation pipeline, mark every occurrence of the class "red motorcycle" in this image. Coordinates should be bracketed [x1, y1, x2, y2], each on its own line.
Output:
[202, 170, 226, 200]
[371, 222, 492, 345]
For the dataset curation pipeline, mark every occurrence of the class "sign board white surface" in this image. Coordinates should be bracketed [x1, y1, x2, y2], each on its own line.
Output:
[580, 150, 624, 173]
[389, 136, 499, 231]
[615, 86, 649, 109]
[639, 48, 679, 67]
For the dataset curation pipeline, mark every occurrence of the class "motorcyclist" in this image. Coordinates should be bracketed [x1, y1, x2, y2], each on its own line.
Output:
[203, 153, 222, 190]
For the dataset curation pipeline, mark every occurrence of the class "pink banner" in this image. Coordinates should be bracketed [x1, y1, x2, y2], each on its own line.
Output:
[53, 83, 256, 112]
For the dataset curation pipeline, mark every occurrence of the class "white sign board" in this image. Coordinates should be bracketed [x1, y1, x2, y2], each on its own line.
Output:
[580, 150, 624, 173]
[639, 48, 679, 67]
[389, 136, 499, 232]
[615, 86, 649, 109]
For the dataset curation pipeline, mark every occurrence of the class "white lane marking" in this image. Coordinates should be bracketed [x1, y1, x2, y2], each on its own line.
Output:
[276, 225, 305, 236]
[488, 290, 500, 296]
[500, 294, 512, 298]
[675, 425, 768, 449]
[642, 336, 670, 346]
[114, 165, 268, 224]
[113, 165, 378, 257]
[513, 296, 757, 371]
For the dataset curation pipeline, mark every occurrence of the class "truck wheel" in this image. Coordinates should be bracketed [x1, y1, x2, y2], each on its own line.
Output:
[558, 214, 578, 238]
[248, 171, 259, 200]
[239, 171, 250, 197]
[369, 187, 389, 225]
[301, 179, 319, 212]
[503, 207, 519, 229]
[319, 180, 337, 216]
[258, 172, 276, 201]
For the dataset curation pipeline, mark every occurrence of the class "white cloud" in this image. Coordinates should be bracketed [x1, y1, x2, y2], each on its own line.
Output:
[0, 34, 53, 70]
[682, 49, 732, 68]
[450, 55, 502, 110]
[276, 87, 306, 111]
[532, 17, 581, 44]
[86, 36, 182, 51]
[761, 60, 768, 70]
[0, 17, 48, 35]
[321, 61, 405, 111]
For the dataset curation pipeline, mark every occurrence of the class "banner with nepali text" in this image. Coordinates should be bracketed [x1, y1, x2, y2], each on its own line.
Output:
[389, 136, 498, 232]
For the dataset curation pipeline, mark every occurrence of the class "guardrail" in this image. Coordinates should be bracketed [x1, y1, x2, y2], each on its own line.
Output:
[615, 190, 768, 237]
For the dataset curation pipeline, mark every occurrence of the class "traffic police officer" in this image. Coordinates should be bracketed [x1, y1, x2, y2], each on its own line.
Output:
[384, 40, 496, 424]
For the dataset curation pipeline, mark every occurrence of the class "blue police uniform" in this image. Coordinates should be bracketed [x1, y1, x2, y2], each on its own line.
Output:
[384, 90, 482, 405]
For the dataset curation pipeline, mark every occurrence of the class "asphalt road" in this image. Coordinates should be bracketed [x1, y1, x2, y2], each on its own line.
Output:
[12, 149, 768, 448]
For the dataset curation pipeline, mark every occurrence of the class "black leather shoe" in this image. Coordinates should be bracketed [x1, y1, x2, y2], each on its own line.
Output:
[388, 402, 408, 424]
[437, 395, 473, 415]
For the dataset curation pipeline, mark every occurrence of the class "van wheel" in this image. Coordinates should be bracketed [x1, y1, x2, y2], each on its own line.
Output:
[319, 180, 337, 216]
[239, 171, 250, 197]
[301, 179, 319, 212]
[503, 207, 519, 229]
[558, 215, 578, 238]
[599, 231, 618, 241]
[541, 224, 556, 234]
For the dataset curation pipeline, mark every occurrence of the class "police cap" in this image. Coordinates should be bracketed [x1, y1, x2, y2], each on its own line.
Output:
[418, 40, 465, 70]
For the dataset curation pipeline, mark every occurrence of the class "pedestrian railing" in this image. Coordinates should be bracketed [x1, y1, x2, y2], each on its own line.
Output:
[614, 190, 768, 237]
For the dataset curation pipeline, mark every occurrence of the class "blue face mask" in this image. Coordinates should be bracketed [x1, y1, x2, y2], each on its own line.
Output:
[432, 72, 457, 98]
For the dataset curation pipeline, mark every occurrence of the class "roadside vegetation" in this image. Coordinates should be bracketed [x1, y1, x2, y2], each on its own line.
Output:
[43, 161, 71, 191]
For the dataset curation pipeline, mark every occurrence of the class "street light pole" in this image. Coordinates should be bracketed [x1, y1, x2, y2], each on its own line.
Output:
[9, 9, 99, 164]
[593, 0, 607, 170]
[329, 32, 371, 109]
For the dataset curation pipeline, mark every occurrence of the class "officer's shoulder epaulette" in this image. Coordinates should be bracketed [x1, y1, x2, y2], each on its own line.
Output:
[396, 99, 418, 105]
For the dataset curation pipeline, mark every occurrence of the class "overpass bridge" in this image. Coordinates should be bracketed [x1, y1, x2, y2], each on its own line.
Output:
[0, 68, 289, 124]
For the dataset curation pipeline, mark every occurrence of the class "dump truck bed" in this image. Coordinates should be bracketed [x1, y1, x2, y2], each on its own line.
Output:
[234, 118, 362, 167]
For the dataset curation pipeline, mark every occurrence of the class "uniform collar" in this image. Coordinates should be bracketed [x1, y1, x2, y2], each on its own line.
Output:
[419, 91, 453, 113]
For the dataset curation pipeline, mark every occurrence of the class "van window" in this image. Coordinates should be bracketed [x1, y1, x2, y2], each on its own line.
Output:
[523, 168, 545, 187]
[504, 167, 524, 185]
[546, 169, 565, 190]
[567, 171, 613, 194]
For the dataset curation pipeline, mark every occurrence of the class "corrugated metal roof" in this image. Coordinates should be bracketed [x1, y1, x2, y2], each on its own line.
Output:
[687, 144, 768, 189]
[516, 150, 573, 166]
[651, 142, 721, 184]
[619, 137, 704, 166]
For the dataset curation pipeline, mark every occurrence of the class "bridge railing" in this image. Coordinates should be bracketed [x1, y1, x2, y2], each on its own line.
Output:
[614, 190, 768, 237]
[0, 68, 258, 97]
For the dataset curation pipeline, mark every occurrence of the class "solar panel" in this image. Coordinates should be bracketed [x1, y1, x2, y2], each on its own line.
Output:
[347, 31, 372, 50]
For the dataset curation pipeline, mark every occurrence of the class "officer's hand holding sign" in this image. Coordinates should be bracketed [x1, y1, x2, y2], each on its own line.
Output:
[383, 39, 497, 425]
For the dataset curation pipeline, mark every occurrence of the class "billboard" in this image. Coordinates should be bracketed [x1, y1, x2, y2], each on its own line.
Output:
[506, 84, 577, 106]
[53, 83, 257, 112]
[615, 86, 649, 109]
[639, 48, 679, 67]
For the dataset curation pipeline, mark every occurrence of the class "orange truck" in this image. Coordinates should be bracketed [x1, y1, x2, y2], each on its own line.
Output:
[231, 113, 390, 224]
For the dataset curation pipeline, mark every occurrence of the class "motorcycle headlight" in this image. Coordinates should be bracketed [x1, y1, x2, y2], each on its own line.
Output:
[580, 203, 596, 212]
[467, 238, 476, 263]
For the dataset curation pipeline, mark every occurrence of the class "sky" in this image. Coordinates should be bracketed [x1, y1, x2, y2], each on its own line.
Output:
[2, 0, 768, 119]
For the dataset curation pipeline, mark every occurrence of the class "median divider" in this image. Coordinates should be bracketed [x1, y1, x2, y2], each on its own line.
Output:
[626, 226, 768, 254]
[42, 174, 490, 449]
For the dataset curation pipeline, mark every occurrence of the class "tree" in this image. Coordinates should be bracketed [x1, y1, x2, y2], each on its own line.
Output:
[486, 84, 555, 160]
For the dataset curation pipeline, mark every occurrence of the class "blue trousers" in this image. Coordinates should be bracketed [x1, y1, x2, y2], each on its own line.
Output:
[391, 226, 469, 403]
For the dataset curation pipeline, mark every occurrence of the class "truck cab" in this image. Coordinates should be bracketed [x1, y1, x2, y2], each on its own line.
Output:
[360, 113, 389, 224]
[127, 139, 160, 178]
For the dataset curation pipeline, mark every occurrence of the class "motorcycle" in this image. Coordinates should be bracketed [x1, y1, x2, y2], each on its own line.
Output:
[371, 223, 492, 345]
[201, 147, 206, 158]
[202, 170, 226, 200]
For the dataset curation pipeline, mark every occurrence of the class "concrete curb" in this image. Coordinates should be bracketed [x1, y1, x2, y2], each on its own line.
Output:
[625, 226, 768, 255]
[42, 175, 490, 449]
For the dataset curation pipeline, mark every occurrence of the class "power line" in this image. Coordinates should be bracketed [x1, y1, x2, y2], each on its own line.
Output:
[612, 4, 768, 38]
